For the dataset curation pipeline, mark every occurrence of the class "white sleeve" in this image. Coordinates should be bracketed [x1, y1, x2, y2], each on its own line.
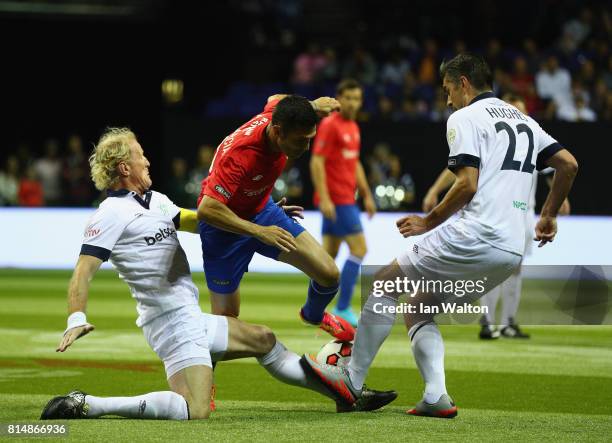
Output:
[533, 121, 563, 171]
[80, 208, 127, 261]
[446, 112, 481, 172]
[152, 191, 181, 221]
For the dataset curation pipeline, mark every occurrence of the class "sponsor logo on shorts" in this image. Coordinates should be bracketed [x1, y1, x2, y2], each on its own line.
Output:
[144, 227, 177, 245]
[413, 244, 419, 254]
[213, 279, 231, 286]
[448, 158, 457, 166]
[215, 184, 231, 199]
[138, 400, 147, 416]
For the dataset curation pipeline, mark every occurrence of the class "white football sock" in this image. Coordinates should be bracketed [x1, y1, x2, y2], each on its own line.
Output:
[409, 321, 447, 404]
[85, 391, 188, 420]
[501, 271, 522, 327]
[347, 294, 396, 391]
[257, 341, 335, 400]
[480, 284, 501, 324]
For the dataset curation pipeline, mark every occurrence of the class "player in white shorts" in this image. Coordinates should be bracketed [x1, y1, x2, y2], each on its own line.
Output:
[40, 128, 396, 421]
[422, 94, 571, 339]
[302, 54, 578, 418]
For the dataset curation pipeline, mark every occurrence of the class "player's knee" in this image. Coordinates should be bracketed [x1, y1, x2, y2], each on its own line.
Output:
[320, 264, 340, 287]
[350, 244, 367, 258]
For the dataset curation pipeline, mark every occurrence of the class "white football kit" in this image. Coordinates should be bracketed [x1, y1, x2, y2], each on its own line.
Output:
[81, 189, 228, 377]
[398, 92, 563, 301]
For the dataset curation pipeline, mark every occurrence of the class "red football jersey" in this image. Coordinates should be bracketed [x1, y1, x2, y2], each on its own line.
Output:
[312, 112, 361, 205]
[198, 99, 286, 219]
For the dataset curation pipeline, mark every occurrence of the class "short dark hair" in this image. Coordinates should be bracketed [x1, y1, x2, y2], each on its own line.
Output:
[272, 95, 318, 133]
[440, 54, 492, 91]
[336, 78, 362, 96]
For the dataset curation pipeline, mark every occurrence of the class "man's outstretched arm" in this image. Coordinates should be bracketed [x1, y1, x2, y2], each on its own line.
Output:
[56, 254, 102, 352]
[535, 149, 578, 247]
[397, 166, 478, 237]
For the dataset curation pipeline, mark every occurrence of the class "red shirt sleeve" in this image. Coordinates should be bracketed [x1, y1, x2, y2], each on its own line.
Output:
[203, 150, 249, 205]
[263, 98, 282, 114]
[312, 118, 336, 157]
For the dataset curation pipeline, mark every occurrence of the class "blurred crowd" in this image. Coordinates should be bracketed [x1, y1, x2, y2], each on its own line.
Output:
[206, 4, 611, 122]
[0, 135, 95, 207]
[164, 142, 416, 211]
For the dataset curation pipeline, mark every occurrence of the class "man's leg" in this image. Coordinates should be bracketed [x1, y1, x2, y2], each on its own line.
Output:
[42, 389, 192, 420]
[500, 266, 522, 328]
[322, 234, 342, 259]
[278, 230, 340, 324]
[336, 232, 366, 314]
[220, 317, 335, 399]
[210, 288, 241, 317]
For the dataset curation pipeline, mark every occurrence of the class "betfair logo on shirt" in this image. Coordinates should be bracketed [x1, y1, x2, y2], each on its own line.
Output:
[144, 227, 177, 245]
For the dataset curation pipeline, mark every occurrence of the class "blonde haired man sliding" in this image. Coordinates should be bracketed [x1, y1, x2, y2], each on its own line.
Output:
[41, 128, 395, 420]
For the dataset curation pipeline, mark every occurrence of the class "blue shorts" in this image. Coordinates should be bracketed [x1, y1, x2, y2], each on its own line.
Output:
[321, 204, 363, 237]
[200, 197, 305, 294]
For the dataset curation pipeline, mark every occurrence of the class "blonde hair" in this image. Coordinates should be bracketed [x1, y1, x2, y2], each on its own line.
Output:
[89, 127, 136, 191]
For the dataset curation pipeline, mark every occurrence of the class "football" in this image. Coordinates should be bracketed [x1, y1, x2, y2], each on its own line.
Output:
[316, 339, 353, 366]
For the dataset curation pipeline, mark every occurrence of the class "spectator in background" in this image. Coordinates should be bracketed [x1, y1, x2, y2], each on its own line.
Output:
[187, 144, 215, 203]
[376, 96, 394, 120]
[342, 47, 377, 85]
[34, 138, 62, 206]
[380, 51, 411, 85]
[0, 155, 19, 206]
[18, 165, 43, 207]
[166, 157, 192, 208]
[591, 77, 609, 116]
[536, 55, 573, 119]
[292, 43, 327, 85]
[417, 39, 438, 85]
[63, 134, 93, 206]
[562, 7, 593, 51]
[318, 47, 339, 82]
[510, 56, 540, 115]
[558, 86, 597, 122]
[522, 38, 541, 73]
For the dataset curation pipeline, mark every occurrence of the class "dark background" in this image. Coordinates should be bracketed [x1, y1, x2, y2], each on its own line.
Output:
[1, 0, 609, 213]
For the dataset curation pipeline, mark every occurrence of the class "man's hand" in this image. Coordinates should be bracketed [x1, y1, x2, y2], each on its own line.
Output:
[276, 197, 304, 219]
[396, 215, 429, 238]
[255, 225, 297, 253]
[320, 199, 336, 221]
[311, 97, 341, 117]
[534, 216, 557, 248]
[56, 323, 95, 352]
[364, 195, 376, 219]
[422, 190, 439, 213]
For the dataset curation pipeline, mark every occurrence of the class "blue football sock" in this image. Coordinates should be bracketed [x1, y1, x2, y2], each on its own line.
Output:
[301, 280, 339, 323]
[336, 255, 362, 311]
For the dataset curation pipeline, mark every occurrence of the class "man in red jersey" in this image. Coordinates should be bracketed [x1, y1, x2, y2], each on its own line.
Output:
[310, 79, 376, 326]
[196, 94, 355, 341]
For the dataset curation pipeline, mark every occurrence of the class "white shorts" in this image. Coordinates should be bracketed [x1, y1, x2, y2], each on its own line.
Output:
[142, 304, 229, 379]
[523, 212, 536, 256]
[397, 223, 523, 304]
